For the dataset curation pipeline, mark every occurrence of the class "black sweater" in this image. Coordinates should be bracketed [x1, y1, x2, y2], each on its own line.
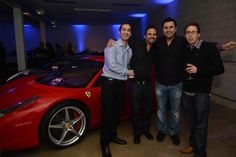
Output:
[183, 41, 224, 93]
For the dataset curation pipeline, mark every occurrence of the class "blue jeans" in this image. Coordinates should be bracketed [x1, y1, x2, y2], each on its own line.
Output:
[155, 82, 183, 135]
[183, 93, 210, 157]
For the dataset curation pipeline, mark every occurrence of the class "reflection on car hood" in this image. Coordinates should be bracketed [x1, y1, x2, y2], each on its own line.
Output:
[0, 76, 39, 110]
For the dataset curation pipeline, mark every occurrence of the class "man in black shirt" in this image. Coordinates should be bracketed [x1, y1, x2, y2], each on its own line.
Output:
[155, 17, 185, 145]
[129, 26, 158, 144]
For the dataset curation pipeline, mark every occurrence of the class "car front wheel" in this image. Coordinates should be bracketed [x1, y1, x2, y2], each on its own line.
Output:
[40, 101, 88, 148]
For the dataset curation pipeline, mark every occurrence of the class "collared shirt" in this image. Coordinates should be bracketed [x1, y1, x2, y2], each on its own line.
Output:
[129, 39, 156, 81]
[188, 39, 203, 50]
[102, 39, 132, 80]
[154, 35, 186, 85]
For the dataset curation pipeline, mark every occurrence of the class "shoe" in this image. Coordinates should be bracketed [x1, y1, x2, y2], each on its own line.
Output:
[156, 131, 165, 142]
[101, 145, 112, 157]
[171, 134, 180, 145]
[180, 146, 194, 154]
[133, 135, 141, 144]
[144, 131, 154, 140]
[112, 137, 127, 145]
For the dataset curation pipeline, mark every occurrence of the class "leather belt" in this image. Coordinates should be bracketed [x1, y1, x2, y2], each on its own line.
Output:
[102, 76, 125, 83]
[132, 80, 150, 85]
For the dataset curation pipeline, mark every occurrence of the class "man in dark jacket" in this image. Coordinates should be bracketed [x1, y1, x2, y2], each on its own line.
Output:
[181, 22, 224, 157]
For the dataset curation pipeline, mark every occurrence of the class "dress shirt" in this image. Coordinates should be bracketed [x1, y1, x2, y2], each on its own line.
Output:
[102, 39, 132, 80]
[129, 39, 155, 81]
[154, 35, 186, 85]
[188, 39, 203, 50]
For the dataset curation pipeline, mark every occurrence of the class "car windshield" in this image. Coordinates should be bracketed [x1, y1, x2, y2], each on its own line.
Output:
[36, 59, 103, 88]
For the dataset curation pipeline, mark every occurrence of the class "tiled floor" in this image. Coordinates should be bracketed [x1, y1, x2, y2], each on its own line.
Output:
[1, 103, 236, 157]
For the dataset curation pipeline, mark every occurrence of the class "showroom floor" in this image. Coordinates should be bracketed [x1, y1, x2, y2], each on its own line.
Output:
[2, 103, 236, 157]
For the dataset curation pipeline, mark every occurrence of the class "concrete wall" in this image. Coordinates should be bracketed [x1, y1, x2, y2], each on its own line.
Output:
[145, 0, 236, 109]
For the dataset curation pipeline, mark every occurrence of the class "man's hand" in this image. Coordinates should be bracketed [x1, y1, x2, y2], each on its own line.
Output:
[221, 41, 236, 50]
[107, 39, 115, 47]
[128, 70, 135, 78]
[186, 64, 197, 74]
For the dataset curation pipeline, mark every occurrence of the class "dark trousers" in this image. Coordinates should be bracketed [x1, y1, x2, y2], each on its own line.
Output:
[183, 93, 210, 157]
[100, 79, 126, 145]
[130, 81, 153, 136]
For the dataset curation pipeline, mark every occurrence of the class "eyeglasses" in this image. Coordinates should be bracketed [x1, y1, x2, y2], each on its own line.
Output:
[185, 31, 198, 36]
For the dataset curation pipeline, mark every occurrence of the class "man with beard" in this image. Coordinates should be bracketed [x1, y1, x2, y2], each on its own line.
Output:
[129, 26, 158, 144]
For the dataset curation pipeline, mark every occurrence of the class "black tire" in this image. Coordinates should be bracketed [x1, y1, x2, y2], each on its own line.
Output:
[39, 101, 88, 148]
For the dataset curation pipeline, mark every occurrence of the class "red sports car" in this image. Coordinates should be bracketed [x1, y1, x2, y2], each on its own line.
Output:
[0, 55, 133, 151]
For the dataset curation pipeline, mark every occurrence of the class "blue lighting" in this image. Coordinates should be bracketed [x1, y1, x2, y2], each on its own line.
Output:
[141, 16, 147, 38]
[72, 24, 87, 28]
[111, 24, 120, 40]
[154, 0, 175, 4]
[24, 24, 40, 51]
[130, 13, 147, 18]
[164, 0, 178, 19]
[24, 24, 32, 27]
[72, 25, 88, 52]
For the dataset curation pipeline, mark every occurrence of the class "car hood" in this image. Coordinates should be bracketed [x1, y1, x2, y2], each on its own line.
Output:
[0, 76, 40, 110]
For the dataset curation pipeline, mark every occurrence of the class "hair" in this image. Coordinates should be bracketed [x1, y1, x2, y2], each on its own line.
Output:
[184, 22, 201, 34]
[161, 17, 177, 28]
[119, 23, 132, 32]
[145, 26, 158, 35]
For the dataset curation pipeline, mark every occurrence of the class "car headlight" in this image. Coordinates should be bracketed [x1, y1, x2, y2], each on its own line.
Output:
[0, 96, 40, 118]
[6, 69, 33, 83]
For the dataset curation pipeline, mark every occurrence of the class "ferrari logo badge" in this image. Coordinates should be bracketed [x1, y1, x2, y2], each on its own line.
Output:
[85, 91, 91, 97]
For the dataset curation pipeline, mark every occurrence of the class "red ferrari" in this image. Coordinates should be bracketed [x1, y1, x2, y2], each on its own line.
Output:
[0, 55, 133, 151]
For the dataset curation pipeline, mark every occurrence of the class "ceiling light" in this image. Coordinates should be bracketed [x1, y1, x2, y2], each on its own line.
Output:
[130, 13, 147, 18]
[23, 12, 30, 15]
[73, 8, 111, 12]
[154, 0, 175, 4]
[36, 9, 44, 15]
